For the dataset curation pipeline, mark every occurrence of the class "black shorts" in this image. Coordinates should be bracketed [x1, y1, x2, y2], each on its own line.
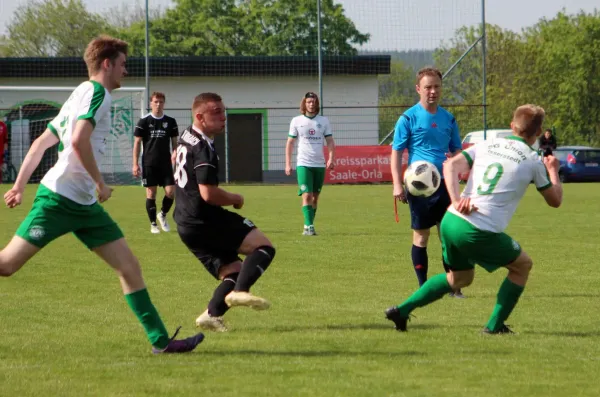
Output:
[142, 165, 175, 187]
[177, 211, 257, 279]
[407, 181, 451, 230]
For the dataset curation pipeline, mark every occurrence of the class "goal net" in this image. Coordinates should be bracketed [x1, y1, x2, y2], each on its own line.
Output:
[0, 86, 145, 185]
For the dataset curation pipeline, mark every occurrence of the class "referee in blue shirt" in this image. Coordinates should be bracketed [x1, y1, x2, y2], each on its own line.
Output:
[391, 67, 464, 298]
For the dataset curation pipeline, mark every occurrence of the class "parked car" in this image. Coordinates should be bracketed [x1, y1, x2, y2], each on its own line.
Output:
[553, 146, 600, 182]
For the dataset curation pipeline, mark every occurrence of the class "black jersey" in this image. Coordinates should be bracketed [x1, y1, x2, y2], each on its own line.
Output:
[134, 113, 179, 167]
[173, 126, 226, 226]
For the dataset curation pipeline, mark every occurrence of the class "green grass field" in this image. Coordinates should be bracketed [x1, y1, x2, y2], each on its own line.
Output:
[1, 183, 599, 397]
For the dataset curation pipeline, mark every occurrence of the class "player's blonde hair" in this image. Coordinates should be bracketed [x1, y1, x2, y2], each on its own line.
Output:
[300, 92, 320, 114]
[416, 67, 443, 84]
[84, 35, 128, 76]
[512, 104, 546, 138]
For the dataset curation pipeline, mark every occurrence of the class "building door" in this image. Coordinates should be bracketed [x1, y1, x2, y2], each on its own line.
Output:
[215, 112, 263, 183]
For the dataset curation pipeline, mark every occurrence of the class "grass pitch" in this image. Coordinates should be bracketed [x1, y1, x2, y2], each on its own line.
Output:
[0, 183, 599, 396]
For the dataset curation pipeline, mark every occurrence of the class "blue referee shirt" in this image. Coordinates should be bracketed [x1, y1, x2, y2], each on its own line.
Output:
[392, 103, 462, 176]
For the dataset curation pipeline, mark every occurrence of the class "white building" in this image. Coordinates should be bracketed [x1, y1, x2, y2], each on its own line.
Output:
[0, 56, 390, 183]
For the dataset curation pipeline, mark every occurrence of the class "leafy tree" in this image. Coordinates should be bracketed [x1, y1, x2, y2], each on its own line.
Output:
[3, 0, 110, 57]
[428, 10, 600, 145]
[119, 0, 370, 56]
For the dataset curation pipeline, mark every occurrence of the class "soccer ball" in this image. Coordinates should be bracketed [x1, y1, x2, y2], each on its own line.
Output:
[403, 160, 441, 197]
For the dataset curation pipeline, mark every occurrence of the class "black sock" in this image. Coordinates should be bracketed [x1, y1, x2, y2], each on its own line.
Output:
[161, 196, 174, 215]
[208, 273, 238, 317]
[146, 199, 157, 223]
[411, 245, 428, 287]
[235, 246, 276, 292]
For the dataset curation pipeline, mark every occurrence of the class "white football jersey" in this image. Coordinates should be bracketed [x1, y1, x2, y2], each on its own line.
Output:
[42, 81, 112, 205]
[449, 136, 551, 233]
[288, 114, 332, 167]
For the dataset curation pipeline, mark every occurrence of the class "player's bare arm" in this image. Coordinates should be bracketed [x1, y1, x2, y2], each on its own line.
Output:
[391, 149, 407, 203]
[132, 136, 142, 176]
[4, 129, 59, 208]
[540, 155, 563, 208]
[443, 153, 477, 214]
[325, 135, 335, 170]
[171, 137, 178, 165]
[285, 137, 295, 176]
[198, 184, 243, 208]
[72, 119, 112, 203]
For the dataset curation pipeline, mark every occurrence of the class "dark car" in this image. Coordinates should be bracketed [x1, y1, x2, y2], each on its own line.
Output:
[553, 146, 600, 182]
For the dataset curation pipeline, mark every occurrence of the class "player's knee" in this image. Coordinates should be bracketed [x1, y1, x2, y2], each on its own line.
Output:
[413, 230, 430, 246]
[462, 272, 475, 287]
[257, 245, 276, 261]
[448, 270, 473, 289]
[303, 193, 314, 204]
[519, 256, 533, 275]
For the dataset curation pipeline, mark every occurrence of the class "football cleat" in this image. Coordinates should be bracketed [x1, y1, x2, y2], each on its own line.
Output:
[157, 212, 170, 232]
[482, 324, 515, 335]
[225, 291, 271, 310]
[151, 326, 205, 354]
[195, 310, 228, 332]
[384, 307, 409, 332]
[150, 223, 160, 234]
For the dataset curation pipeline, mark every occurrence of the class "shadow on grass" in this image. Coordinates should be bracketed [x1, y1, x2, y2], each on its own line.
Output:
[525, 330, 600, 338]
[460, 293, 600, 299]
[241, 322, 467, 333]
[198, 349, 425, 358]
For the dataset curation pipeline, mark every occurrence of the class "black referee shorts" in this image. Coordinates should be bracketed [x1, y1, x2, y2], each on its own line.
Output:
[177, 211, 257, 279]
[142, 165, 175, 188]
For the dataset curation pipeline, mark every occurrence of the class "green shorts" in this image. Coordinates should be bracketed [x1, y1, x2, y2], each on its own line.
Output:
[297, 166, 326, 196]
[440, 212, 522, 273]
[16, 184, 124, 250]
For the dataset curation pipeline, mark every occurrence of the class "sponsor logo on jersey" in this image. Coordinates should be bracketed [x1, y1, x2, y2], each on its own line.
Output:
[181, 130, 201, 146]
[29, 225, 45, 240]
[511, 239, 520, 251]
[432, 122, 437, 128]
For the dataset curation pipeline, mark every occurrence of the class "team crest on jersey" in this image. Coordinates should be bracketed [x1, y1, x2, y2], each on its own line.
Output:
[317, 123, 322, 128]
[511, 240, 520, 251]
[163, 122, 168, 128]
[432, 122, 438, 128]
[309, 129, 316, 135]
[29, 226, 45, 240]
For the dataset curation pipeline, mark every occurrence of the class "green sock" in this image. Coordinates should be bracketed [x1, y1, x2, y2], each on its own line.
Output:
[485, 278, 525, 332]
[312, 207, 317, 223]
[125, 288, 170, 349]
[396, 273, 452, 317]
[302, 205, 312, 226]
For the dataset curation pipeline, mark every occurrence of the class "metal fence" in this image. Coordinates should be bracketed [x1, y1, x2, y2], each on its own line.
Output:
[0, 103, 485, 184]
